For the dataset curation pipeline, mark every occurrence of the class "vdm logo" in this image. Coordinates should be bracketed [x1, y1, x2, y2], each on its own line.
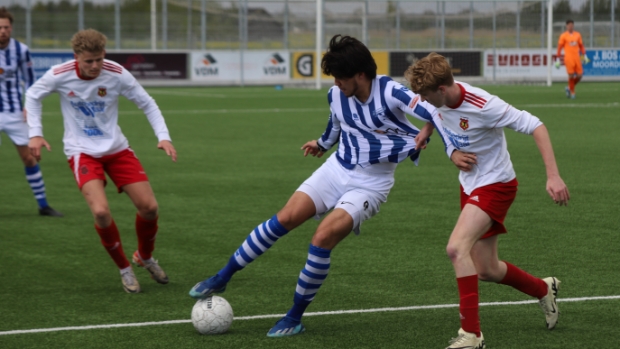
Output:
[296, 54, 313, 77]
[195, 54, 218, 76]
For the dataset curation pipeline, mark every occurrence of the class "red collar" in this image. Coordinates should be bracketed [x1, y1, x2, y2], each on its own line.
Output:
[447, 83, 466, 109]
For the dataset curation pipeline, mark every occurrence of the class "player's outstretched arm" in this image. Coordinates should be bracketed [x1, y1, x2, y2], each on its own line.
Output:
[157, 140, 177, 162]
[301, 140, 325, 158]
[450, 150, 477, 172]
[532, 125, 570, 206]
[414, 122, 434, 150]
[29, 136, 51, 162]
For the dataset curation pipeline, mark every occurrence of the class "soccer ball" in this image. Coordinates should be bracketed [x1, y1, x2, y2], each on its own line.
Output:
[191, 296, 234, 335]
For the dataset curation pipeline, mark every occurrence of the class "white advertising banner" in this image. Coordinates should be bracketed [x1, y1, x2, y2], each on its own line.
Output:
[191, 50, 289, 82]
[483, 49, 566, 79]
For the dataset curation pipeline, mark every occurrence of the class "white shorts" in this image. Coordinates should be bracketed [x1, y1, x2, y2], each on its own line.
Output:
[297, 153, 396, 235]
[0, 112, 28, 146]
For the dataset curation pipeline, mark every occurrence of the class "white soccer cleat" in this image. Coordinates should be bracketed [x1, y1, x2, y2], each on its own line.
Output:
[539, 277, 561, 330]
[120, 267, 141, 293]
[132, 251, 169, 284]
[446, 328, 485, 349]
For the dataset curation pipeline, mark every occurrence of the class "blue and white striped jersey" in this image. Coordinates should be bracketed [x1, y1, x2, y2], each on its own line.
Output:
[0, 38, 34, 113]
[317, 75, 455, 169]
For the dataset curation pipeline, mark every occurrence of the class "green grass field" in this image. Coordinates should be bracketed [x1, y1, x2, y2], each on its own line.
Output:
[0, 83, 619, 348]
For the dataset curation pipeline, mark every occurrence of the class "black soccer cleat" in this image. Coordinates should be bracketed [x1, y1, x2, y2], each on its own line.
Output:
[39, 206, 64, 217]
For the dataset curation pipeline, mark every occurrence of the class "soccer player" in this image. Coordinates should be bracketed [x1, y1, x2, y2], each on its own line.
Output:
[189, 35, 453, 337]
[0, 7, 62, 217]
[26, 29, 177, 294]
[555, 19, 587, 99]
[405, 53, 569, 349]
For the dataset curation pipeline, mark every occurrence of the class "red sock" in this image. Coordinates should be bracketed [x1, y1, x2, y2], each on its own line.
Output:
[136, 214, 158, 260]
[568, 77, 576, 94]
[457, 274, 481, 337]
[500, 261, 548, 299]
[95, 221, 130, 269]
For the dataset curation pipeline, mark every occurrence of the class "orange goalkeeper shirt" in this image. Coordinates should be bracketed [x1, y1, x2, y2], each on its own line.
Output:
[557, 31, 585, 61]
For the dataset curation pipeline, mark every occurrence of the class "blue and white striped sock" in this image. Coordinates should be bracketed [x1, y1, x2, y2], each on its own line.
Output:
[25, 164, 49, 209]
[218, 214, 289, 281]
[286, 244, 331, 321]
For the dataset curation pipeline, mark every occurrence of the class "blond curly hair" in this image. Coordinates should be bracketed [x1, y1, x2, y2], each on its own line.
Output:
[404, 52, 454, 94]
[71, 29, 107, 54]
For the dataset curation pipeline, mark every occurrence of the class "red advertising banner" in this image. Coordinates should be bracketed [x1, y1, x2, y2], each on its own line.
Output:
[105, 53, 187, 79]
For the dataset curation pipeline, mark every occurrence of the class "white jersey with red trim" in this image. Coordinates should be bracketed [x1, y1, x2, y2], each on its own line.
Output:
[436, 81, 543, 194]
[25, 59, 171, 158]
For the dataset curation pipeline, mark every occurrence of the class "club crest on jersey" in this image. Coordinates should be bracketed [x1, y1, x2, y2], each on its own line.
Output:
[98, 87, 107, 97]
[459, 117, 469, 131]
[371, 107, 386, 119]
[352, 113, 360, 120]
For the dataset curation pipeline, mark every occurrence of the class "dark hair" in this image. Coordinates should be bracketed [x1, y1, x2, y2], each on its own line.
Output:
[566, 19, 574, 24]
[321, 35, 377, 80]
[0, 7, 13, 24]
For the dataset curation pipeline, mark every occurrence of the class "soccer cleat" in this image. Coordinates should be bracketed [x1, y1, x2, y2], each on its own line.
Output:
[120, 268, 141, 293]
[189, 274, 227, 299]
[267, 316, 306, 338]
[539, 277, 561, 330]
[564, 86, 571, 98]
[132, 251, 169, 284]
[446, 328, 485, 349]
[570, 94, 576, 100]
[39, 206, 63, 217]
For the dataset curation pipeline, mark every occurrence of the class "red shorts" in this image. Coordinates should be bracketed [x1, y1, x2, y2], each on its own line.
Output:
[68, 148, 149, 192]
[460, 178, 518, 239]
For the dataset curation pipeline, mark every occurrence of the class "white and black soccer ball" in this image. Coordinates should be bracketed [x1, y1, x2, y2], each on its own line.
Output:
[191, 296, 234, 335]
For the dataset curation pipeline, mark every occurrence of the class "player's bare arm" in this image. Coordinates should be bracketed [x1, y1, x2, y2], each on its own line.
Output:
[414, 122, 434, 150]
[532, 125, 570, 206]
[301, 140, 325, 158]
[450, 150, 477, 172]
[157, 140, 177, 162]
[28, 136, 51, 161]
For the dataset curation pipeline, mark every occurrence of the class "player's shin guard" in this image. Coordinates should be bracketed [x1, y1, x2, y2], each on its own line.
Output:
[136, 214, 158, 260]
[499, 261, 548, 299]
[95, 220, 130, 269]
[218, 214, 289, 281]
[457, 274, 481, 337]
[568, 77, 576, 94]
[25, 164, 49, 209]
[286, 244, 331, 321]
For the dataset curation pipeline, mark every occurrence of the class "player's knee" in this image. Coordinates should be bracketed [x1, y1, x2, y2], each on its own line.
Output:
[20, 152, 37, 166]
[138, 202, 158, 220]
[477, 269, 498, 282]
[92, 207, 112, 225]
[445, 243, 466, 264]
[311, 229, 336, 249]
[276, 210, 304, 231]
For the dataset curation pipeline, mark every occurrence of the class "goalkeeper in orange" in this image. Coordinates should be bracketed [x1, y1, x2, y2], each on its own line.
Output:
[555, 19, 588, 99]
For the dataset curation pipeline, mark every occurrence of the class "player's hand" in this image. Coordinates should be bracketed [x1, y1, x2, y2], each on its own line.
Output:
[414, 122, 434, 150]
[301, 140, 325, 158]
[581, 55, 590, 64]
[28, 136, 51, 161]
[546, 175, 570, 206]
[450, 150, 477, 172]
[554, 59, 561, 69]
[157, 140, 177, 162]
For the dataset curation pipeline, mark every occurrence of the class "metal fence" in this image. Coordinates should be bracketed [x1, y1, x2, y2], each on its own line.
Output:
[4, 0, 619, 51]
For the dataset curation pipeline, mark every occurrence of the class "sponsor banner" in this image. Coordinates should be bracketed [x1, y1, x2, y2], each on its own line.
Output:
[105, 53, 187, 79]
[390, 51, 481, 77]
[31, 52, 74, 80]
[191, 51, 289, 81]
[291, 51, 389, 79]
[583, 50, 620, 76]
[483, 49, 566, 78]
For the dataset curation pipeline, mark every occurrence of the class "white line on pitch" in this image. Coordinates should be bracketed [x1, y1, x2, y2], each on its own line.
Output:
[1, 295, 619, 336]
[519, 102, 619, 108]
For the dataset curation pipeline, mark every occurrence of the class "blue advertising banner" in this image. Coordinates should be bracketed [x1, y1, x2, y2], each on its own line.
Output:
[31, 52, 74, 80]
[583, 50, 620, 76]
